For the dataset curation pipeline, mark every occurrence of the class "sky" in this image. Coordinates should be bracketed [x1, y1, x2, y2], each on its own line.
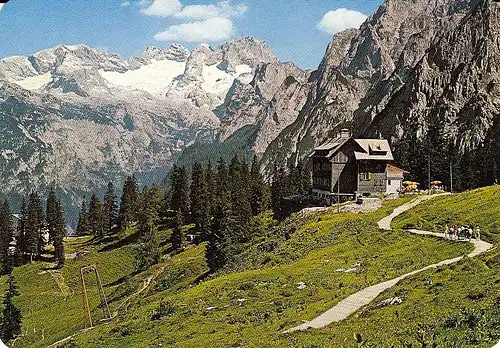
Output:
[0, 0, 384, 69]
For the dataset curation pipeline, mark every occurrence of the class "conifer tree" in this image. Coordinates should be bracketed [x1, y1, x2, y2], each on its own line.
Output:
[135, 187, 159, 270]
[53, 199, 66, 268]
[250, 155, 268, 216]
[0, 201, 14, 274]
[46, 188, 66, 268]
[190, 162, 211, 238]
[171, 209, 183, 251]
[103, 182, 119, 234]
[119, 176, 139, 231]
[215, 158, 229, 208]
[76, 197, 89, 236]
[0, 276, 21, 343]
[149, 184, 164, 220]
[88, 194, 104, 238]
[228, 157, 252, 241]
[270, 166, 287, 220]
[15, 198, 27, 265]
[205, 161, 216, 215]
[158, 192, 171, 226]
[170, 165, 190, 222]
[205, 192, 233, 272]
[25, 192, 44, 262]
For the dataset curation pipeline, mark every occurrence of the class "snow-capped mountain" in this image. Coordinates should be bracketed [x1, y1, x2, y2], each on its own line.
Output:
[0, 37, 295, 223]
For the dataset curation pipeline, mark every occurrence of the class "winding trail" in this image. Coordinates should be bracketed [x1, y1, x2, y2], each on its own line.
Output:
[284, 195, 493, 333]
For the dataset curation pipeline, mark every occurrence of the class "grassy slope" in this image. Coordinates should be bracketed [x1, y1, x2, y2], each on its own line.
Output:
[66, 197, 471, 347]
[283, 186, 500, 347]
[393, 186, 500, 243]
[5, 226, 208, 348]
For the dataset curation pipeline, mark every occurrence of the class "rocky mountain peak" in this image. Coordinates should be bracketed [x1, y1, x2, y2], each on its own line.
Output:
[218, 36, 278, 73]
[142, 44, 189, 62]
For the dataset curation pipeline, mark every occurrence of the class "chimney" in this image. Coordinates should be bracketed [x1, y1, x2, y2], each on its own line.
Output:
[340, 128, 350, 139]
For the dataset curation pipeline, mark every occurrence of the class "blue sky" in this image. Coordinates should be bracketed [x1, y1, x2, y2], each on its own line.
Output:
[0, 0, 383, 69]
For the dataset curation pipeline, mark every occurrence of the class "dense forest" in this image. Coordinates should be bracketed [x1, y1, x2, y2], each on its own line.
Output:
[74, 155, 311, 273]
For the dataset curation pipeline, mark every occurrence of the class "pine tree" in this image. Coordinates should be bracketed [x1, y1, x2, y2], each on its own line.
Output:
[170, 165, 190, 222]
[46, 188, 66, 268]
[228, 156, 252, 242]
[135, 187, 159, 271]
[215, 157, 230, 209]
[53, 199, 66, 268]
[76, 197, 89, 236]
[205, 161, 216, 215]
[190, 163, 208, 234]
[270, 166, 286, 220]
[88, 194, 104, 238]
[103, 182, 119, 234]
[0, 201, 14, 274]
[25, 192, 44, 263]
[118, 176, 140, 232]
[15, 198, 27, 266]
[158, 191, 171, 226]
[149, 184, 164, 221]
[0, 276, 21, 343]
[250, 155, 270, 216]
[205, 192, 233, 272]
[171, 209, 183, 251]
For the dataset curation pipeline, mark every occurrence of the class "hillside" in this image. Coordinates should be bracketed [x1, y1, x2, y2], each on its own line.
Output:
[289, 186, 500, 347]
[0, 196, 479, 347]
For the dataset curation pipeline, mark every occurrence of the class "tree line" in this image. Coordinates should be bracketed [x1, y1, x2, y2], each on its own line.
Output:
[77, 156, 311, 273]
[0, 188, 66, 343]
[167, 155, 311, 272]
[394, 116, 500, 191]
[0, 188, 66, 272]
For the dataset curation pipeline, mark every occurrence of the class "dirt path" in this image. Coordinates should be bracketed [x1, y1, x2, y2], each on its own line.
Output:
[284, 195, 493, 333]
[377, 193, 448, 230]
[49, 270, 73, 297]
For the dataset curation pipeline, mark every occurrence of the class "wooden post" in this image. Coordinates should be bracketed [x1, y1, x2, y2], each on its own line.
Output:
[80, 264, 112, 329]
[450, 161, 453, 193]
[337, 166, 340, 213]
[94, 265, 112, 320]
[80, 268, 92, 328]
[428, 156, 431, 194]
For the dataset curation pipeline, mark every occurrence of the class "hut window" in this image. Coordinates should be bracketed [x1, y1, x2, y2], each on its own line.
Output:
[360, 172, 372, 181]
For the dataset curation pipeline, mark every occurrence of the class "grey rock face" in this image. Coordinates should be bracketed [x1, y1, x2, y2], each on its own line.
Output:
[260, 0, 487, 174]
[216, 61, 309, 145]
[0, 37, 285, 222]
[128, 44, 190, 69]
[362, 0, 500, 152]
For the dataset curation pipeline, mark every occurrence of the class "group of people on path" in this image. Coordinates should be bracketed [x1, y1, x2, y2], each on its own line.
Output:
[444, 223, 481, 241]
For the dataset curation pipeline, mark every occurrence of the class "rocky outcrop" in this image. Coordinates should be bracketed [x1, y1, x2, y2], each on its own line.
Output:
[260, 0, 488, 175]
[216, 61, 310, 145]
[362, 0, 500, 151]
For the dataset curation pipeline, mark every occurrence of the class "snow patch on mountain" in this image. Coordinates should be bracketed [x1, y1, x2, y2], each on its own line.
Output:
[99, 59, 186, 97]
[15, 72, 52, 90]
[201, 63, 252, 98]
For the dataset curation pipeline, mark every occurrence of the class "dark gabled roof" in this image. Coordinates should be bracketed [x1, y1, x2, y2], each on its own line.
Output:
[309, 136, 349, 158]
[310, 137, 394, 161]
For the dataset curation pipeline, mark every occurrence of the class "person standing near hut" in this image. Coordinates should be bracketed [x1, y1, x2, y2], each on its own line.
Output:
[475, 226, 481, 240]
[444, 223, 450, 239]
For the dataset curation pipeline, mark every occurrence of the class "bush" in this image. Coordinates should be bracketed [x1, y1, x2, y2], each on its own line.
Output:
[151, 300, 175, 321]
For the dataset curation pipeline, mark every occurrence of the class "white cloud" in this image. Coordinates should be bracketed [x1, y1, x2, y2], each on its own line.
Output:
[154, 17, 234, 42]
[140, 0, 182, 17]
[175, 1, 248, 20]
[317, 8, 367, 35]
[0, 4, 5, 12]
[120, 1, 131, 7]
